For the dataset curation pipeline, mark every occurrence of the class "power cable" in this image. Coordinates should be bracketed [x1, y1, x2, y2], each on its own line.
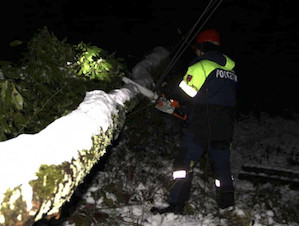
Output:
[166, 0, 216, 61]
[155, 0, 223, 91]
[168, 0, 220, 57]
[167, 0, 223, 79]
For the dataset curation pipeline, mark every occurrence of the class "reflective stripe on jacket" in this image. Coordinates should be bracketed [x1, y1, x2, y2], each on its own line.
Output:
[179, 52, 238, 107]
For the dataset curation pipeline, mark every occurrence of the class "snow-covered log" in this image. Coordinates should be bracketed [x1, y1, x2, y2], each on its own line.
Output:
[0, 47, 169, 225]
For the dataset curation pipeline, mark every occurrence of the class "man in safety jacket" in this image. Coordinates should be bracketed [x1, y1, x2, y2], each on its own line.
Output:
[152, 28, 238, 214]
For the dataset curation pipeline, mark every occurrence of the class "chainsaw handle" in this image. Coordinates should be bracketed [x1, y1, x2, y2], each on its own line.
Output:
[173, 108, 187, 120]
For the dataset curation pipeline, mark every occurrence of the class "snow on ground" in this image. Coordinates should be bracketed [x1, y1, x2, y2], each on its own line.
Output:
[232, 113, 299, 172]
[61, 107, 299, 226]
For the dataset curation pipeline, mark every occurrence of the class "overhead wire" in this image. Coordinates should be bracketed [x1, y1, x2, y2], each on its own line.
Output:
[166, 0, 216, 62]
[155, 0, 223, 91]
[168, 0, 218, 57]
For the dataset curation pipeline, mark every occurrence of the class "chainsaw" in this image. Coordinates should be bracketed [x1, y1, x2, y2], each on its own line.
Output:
[122, 77, 187, 120]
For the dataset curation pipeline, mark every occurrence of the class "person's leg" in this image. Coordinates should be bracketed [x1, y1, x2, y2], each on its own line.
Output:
[168, 132, 205, 207]
[209, 141, 234, 208]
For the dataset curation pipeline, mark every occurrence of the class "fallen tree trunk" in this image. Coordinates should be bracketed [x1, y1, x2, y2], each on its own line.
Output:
[239, 164, 299, 189]
[0, 47, 169, 226]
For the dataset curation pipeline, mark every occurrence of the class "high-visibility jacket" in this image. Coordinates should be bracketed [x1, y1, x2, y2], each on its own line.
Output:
[179, 51, 238, 107]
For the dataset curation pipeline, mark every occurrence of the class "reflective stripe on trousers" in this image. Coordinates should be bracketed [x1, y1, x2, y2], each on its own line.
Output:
[169, 132, 234, 205]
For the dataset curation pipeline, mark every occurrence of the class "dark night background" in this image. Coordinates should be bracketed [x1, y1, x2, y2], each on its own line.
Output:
[1, 0, 298, 116]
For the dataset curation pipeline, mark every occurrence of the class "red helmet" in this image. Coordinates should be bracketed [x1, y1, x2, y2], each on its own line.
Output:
[195, 28, 221, 46]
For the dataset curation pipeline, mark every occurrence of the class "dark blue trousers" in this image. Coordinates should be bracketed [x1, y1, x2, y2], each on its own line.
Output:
[169, 132, 234, 207]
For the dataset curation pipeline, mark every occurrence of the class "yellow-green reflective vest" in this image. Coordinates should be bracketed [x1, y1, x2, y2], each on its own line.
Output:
[179, 55, 236, 98]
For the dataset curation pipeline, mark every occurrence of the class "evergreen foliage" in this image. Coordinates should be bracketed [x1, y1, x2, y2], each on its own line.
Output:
[0, 27, 128, 141]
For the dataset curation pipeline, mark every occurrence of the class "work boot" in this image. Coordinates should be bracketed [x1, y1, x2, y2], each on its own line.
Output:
[150, 204, 184, 214]
[216, 191, 235, 209]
